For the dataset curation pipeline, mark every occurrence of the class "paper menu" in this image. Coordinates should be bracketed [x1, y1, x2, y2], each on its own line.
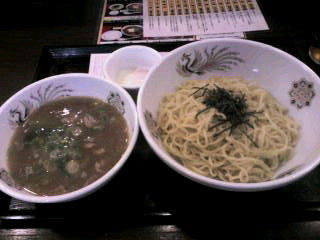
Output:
[143, 0, 269, 37]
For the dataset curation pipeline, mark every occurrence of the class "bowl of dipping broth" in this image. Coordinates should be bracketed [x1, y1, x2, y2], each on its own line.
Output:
[138, 38, 320, 192]
[0, 73, 139, 203]
[103, 45, 162, 89]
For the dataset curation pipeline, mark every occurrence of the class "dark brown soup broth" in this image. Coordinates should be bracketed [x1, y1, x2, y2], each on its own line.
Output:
[7, 96, 129, 196]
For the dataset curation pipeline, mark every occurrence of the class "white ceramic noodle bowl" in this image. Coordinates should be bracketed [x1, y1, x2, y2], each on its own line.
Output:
[0, 73, 139, 203]
[137, 38, 320, 191]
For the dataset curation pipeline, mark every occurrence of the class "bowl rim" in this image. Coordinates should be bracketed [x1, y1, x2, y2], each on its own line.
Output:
[103, 45, 162, 90]
[0, 73, 139, 203]
[137, 38, 320, 191]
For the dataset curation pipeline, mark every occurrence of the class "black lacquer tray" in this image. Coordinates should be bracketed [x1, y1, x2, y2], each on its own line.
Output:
[1, 37, 320, 230]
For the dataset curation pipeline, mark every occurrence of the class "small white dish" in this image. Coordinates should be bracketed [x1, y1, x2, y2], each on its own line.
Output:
[109, 10, 120, 16]
[101, 30, 122, 41]
[103, 46, 162, 90]
[0, 73, 139, 203]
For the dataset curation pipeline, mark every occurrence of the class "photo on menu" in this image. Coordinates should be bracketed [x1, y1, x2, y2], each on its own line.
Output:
[99, 20, 195, 44]
[105, 0, 142, 18]
[100, 20, 144, 43]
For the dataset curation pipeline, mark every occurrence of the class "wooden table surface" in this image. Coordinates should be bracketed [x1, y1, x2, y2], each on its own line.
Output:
[1, 1, 320, 239]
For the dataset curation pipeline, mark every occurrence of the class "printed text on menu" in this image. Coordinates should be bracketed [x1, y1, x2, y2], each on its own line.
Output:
[143, 0, 268, 37]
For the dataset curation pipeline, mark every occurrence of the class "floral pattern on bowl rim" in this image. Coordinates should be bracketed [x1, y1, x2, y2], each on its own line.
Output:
[0, 169, 23, 190]
[289, 78, 315, 109]
[144, 110, 162, 140]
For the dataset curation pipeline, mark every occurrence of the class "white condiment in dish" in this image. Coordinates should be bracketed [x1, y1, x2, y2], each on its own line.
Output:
[116, 67, 150, 87]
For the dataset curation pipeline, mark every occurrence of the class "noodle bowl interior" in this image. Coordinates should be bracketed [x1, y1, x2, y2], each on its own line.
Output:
[156, 76, 300, 183]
